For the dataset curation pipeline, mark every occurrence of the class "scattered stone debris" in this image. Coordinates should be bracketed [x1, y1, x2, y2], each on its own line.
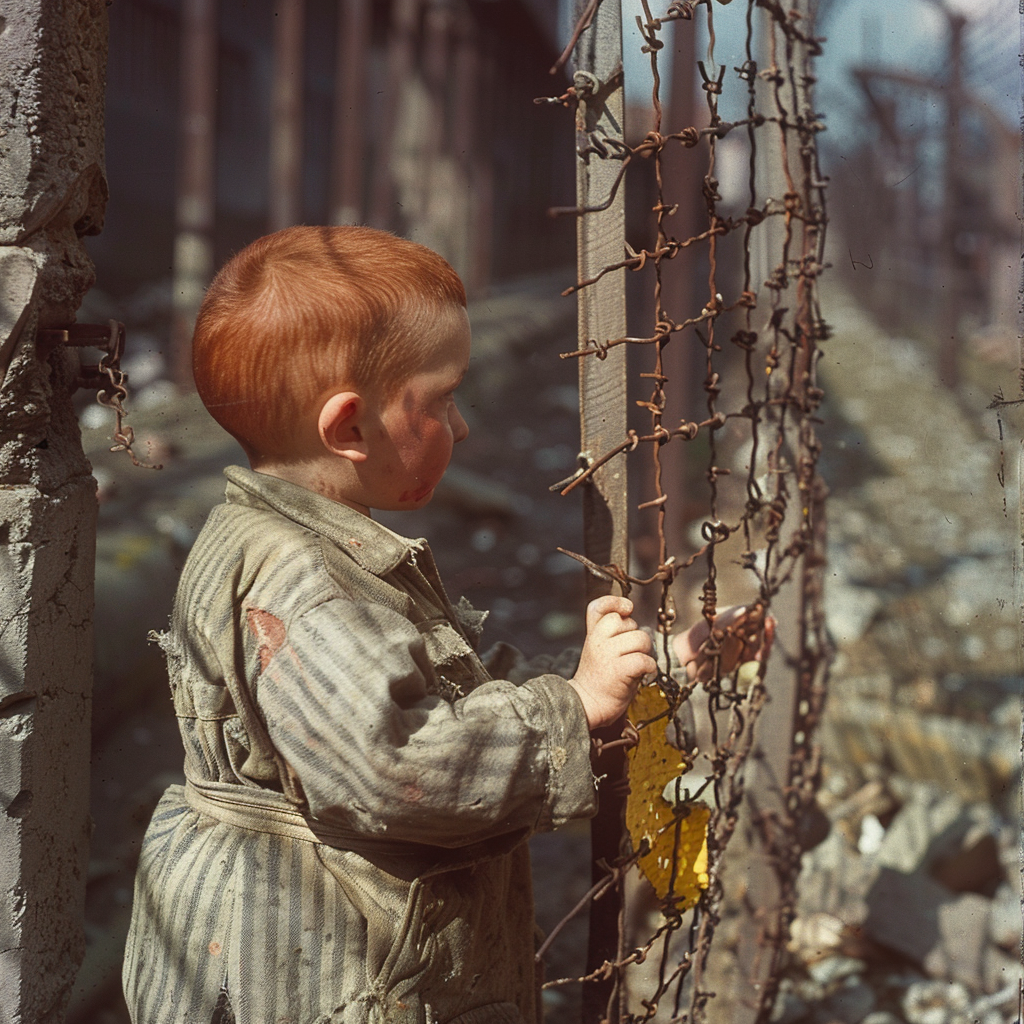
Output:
[773, 291, 1022, 1024]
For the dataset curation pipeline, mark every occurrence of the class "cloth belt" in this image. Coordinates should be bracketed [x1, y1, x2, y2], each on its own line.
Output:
[182, 775, 444, 859]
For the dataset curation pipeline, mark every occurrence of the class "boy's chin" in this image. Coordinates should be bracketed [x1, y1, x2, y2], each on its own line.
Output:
[393, 483, 436, 507]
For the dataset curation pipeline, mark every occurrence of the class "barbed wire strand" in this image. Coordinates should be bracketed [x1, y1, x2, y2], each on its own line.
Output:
[536, 0, 831, 1020]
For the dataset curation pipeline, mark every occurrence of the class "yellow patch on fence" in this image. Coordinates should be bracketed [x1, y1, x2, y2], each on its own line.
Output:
[626, 685, 710, 908]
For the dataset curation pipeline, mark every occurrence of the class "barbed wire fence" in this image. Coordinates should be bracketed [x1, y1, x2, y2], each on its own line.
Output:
[535, 1, 832, 1021]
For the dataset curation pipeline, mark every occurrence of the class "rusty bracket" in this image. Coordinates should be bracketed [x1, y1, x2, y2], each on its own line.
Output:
[35, 320, 161, 470]
[37, 320, 127, 392]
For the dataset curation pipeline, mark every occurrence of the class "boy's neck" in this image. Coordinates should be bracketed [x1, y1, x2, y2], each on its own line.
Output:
[253, 458, 373, 518]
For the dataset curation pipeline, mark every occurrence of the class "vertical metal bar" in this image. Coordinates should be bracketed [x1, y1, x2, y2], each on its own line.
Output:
[657, 17, 701, 561]
[573, 1, 628, 1021]
[417, 0, 452, 250]
[269, 0, 305, 231]
[937, 11, 965, 389]
[170, 0, 217, 389]
[460, 27, 493, 295]
[1017, 441, 1024, 962]
[330, 0, 371, 226]
[368, 0, 421, 230]
[451, 15, 482, 289]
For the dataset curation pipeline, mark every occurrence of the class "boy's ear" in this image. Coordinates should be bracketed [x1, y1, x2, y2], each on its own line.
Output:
[318, 391, 369, 463]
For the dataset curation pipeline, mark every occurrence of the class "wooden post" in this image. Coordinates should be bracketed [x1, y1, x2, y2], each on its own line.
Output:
[572, 1, 629, 1020]
[330, 0, 370, 226]
[368, 0, 421, 230]
[0, 2, 107, 1019]
[269, 0, 305, 231]
[170, 0, 217, 390]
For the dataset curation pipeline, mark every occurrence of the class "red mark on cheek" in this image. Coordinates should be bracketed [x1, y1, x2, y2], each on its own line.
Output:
[401, 782, 424, 803]
[399, 483, 434, 502]
[246, 608, 286, 671]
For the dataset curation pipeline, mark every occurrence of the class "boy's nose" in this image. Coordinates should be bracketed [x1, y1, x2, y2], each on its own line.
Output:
[451, 403, 469, 443]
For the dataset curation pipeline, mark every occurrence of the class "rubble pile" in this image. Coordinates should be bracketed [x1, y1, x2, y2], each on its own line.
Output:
[772, 292, 1022, 1024]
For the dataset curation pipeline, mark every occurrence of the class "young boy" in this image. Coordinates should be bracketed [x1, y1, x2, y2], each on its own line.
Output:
[123, 225, 657, 1024]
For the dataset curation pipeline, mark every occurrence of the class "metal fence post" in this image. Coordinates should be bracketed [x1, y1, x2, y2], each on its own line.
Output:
[330, 0, 371, 227]
[269, 0, 306, 231]
[170, 0, 217, 389]
[571, 1, 629, 1020]
[368, 0, 421, 230]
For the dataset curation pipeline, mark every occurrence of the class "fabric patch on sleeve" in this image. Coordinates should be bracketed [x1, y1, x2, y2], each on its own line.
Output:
[246, 608, 287, 671]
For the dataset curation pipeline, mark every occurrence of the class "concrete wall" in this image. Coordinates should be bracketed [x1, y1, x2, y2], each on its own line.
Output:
[0, 1, 107, 1020]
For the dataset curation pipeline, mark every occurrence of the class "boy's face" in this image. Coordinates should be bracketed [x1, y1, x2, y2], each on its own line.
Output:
[363, 306, 471, 511]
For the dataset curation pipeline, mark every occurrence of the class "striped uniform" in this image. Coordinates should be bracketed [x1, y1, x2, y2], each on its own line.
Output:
[122, 466, 596, 1024]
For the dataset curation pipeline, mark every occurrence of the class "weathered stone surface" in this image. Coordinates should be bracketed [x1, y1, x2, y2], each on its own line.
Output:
[0, 1, 108, 1020]
[808, 956, 868, 988]
[875, 786, 966, 874]
[771, 989, 810, 1024]
[922, 893, 992, 990]
[812, 980, 875, 1024]
[797, 829, 875, 927]
[0, 481, 96, 1023]
[864, 869, 992, 990]
[930, 832, 1003, 895]
[987, 883, 1022, 950]
[0, 248, 40, 382]
[0, 1, 107, 250]
[900, 980, 971, 1024]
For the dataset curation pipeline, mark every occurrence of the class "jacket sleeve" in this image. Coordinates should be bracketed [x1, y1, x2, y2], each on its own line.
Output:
[254, 597, 597, 848]
[480, 641, 582, 686]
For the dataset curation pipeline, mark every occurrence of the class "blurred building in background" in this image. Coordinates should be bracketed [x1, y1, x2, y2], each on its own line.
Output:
[89, 0, 575, 380]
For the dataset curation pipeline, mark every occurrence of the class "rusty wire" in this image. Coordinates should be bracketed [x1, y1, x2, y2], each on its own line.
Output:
[537, 0, 831, 1020]
[36, 319, 162, 470]
[95, 353, 163, 471]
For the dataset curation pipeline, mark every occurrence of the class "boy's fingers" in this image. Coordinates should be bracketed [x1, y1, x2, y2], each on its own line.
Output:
[672, 604, 771, 673]
[593, 613, 638, 638]
[611, 629, 652, 656]
[621, 652, 657, 681]
[672, 619, 707, 665]
[585, 596, 633, 632]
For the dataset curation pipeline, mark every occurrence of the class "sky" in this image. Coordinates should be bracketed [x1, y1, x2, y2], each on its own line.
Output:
[591, 0, 1022, 139]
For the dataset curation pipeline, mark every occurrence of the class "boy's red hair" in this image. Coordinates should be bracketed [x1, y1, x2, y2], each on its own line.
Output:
[192, 225, 467, 462]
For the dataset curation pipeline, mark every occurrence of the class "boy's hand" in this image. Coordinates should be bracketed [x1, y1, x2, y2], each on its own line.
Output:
[672, 604, 774, 687]
[569, 596, 657, 731]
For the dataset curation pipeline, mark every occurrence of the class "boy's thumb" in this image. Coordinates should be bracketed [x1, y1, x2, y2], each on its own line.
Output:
[585, 595, 632, 631]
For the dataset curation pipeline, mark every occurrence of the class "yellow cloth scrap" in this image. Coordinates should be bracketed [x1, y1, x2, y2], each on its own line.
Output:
[625, 685, 709, 908]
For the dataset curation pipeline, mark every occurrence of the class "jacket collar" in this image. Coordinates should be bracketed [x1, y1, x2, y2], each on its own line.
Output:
[222, 465, 422, 576]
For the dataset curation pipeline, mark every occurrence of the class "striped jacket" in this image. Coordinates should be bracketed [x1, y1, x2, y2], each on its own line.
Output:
[122, 466, 597, 1024]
